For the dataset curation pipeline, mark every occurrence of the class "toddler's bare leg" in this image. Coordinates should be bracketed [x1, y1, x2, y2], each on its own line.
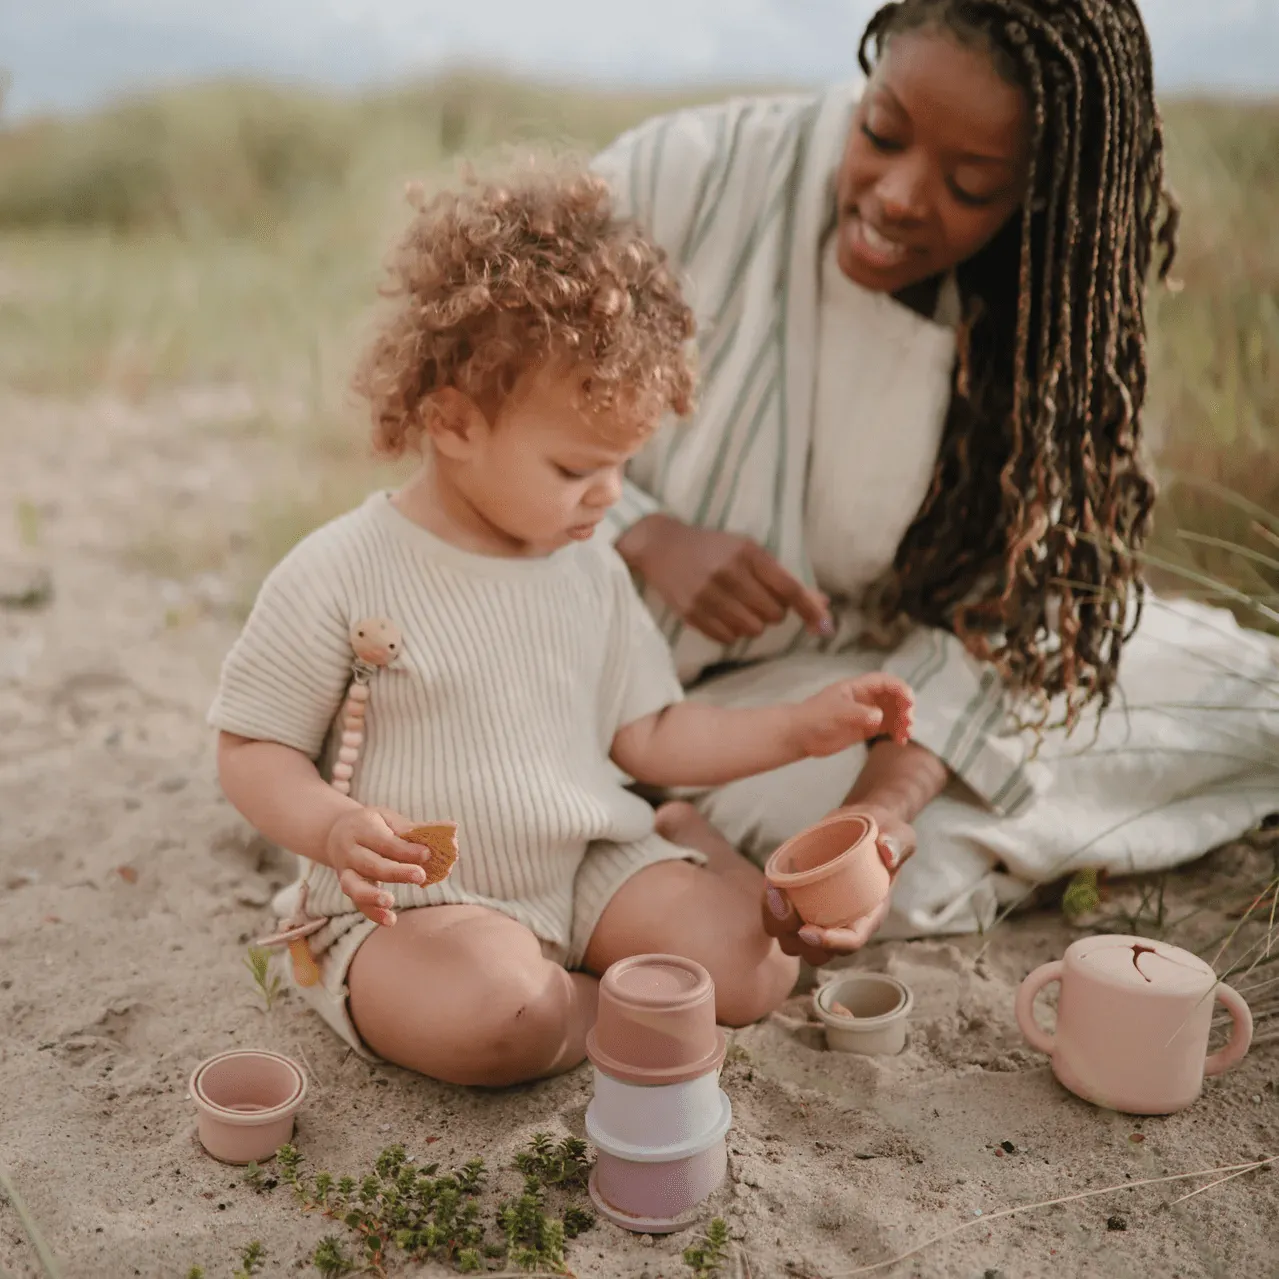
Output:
[347, 904, 598, 1087]
[584, 812, 798, 1026]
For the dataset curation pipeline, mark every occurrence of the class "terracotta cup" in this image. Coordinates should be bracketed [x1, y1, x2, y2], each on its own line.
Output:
[586, 955, 726, 1086]
[588, 1094, 732, 1234]
[813, 972, 914, 1055]
[764, 812, 888, 930]
[1016, 934, 1253, 1115]
[190, 1050, 307, 1164]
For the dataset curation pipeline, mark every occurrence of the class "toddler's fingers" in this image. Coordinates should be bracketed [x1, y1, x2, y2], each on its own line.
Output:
[348, 844, 428, 888]
[363, 818, 436, 871]
[338, 868, 399, 925]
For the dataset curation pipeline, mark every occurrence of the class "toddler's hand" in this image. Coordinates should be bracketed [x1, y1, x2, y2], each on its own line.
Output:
[792, 674, 915, 758]
[325, 806, 435, 926]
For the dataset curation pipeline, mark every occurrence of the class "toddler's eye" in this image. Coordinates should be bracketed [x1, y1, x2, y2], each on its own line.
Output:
[555, 463, 589, 480]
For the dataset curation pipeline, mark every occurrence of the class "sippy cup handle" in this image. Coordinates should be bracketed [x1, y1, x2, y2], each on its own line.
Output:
[1015, 960, 1063, 1055]
[1204, 983, 1253, 1077]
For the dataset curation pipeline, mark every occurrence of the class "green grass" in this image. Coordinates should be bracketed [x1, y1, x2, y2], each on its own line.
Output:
[0, 78, 1274, 610]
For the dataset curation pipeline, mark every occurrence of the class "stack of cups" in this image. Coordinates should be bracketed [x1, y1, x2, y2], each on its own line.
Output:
[585, 955, 731, 1234]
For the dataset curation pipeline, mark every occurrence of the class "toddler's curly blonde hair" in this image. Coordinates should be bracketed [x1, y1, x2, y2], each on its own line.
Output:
[354, 161, 696, 454]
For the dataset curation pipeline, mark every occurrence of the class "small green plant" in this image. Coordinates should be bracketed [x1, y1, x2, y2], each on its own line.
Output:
[271, 1135, 592, 1274]
[244, 946, 282, 1012]
[312, 1236, 356, 1277]
[185, 1268, 205, 1279]
[233, 1242, 266, 1278]
[512, 1133, 592, 1191]
[1062, 867, 1103, 920]
[683, 1218, 730, 1279]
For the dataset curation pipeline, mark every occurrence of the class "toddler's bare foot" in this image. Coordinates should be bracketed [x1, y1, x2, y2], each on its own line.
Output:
[655, 801, 762, 896]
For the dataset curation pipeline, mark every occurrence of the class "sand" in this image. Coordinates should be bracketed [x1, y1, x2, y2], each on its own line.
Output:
[1, 389, 1275, 1279]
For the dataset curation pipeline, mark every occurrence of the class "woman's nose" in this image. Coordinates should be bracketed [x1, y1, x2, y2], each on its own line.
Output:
[877, 158, 929, 224]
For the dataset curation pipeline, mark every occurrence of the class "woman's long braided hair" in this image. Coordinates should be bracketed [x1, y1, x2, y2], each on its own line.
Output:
[860, 0, 1179, 728]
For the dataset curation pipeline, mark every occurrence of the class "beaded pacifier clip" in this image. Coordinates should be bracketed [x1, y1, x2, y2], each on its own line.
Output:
[252, 617, 459, 987]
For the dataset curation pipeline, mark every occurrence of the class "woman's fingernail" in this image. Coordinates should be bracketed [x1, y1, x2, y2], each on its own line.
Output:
[379, 892, 395, 908]
[882, 836, 903, 869]
[798, 926, 823, 947]
[819, 617, 835, 636]
[766, 887, 789, 919]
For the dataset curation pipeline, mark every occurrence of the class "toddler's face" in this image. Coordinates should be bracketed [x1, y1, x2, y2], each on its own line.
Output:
[455, 365, 652, 554]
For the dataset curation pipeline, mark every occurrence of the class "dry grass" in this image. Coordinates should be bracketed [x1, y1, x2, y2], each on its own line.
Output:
[0, 79, 1275, 606]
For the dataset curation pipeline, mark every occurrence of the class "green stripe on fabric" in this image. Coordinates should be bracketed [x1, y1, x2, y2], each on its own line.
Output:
[907, 631, 947, 689]
[686, 104, 756, 264]
[677, 109, 727, 264]
[940, 668, 998, 764]
[711, 368, 780, 530]
[955, 695, 1010, 781]
[989, 765, 1032, 813]
[692, 333, 778, 526]
[765, 105, 816, 560]
[647, 116, 674, 234]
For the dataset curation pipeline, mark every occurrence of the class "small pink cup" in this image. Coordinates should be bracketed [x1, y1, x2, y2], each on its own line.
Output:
[586, 955, 726, 1086]
[764, 812, 888, 930]
[190, 1050, 307, 1164]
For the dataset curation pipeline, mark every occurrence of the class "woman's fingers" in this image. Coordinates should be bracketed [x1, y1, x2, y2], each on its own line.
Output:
[762, 886, 838, 966]
[746, 546, 832, 633]
[798, 896, 892, 953]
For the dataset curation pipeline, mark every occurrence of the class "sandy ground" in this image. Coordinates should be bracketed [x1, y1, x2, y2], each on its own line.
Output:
[0, 390, 1276, 1279]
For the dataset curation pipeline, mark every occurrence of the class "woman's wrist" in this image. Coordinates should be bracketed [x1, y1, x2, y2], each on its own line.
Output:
[615, 512, 681, 576]
[841, 738, 948, 826]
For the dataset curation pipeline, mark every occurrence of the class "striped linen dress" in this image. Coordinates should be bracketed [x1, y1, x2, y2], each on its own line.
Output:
[590, 86, 1279, 936]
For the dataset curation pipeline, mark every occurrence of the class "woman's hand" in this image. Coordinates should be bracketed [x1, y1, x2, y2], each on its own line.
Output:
[325, 806, 434, 926]
[760, 804, 917, 965]
[617, 513, 831, 645]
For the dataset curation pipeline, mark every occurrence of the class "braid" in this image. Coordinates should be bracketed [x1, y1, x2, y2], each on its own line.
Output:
[862, 0, 1178, 727]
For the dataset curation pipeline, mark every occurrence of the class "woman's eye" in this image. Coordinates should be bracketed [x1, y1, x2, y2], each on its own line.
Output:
[861, 123, 901, 152]
[949, 182, 998, 208]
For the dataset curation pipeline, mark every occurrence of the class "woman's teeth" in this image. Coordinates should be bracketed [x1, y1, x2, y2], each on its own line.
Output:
[858, 218, 907, 264]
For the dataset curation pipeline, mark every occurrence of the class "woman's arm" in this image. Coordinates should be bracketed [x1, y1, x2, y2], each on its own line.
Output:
[841, 738, 950, 827]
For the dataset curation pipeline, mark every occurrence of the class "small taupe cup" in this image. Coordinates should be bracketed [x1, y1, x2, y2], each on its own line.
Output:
[586, 955, 726, 1086]
[190, 1050, 307, 1165]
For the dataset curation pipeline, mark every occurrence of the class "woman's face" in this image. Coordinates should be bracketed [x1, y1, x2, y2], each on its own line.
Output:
[836, 27, 1032, 294]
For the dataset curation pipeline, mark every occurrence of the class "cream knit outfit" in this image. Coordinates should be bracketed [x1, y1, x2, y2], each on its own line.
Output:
[208, 491, 701, 1055]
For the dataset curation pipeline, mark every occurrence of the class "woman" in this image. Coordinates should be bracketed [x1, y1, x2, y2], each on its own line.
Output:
[592, 0, 1279, 961]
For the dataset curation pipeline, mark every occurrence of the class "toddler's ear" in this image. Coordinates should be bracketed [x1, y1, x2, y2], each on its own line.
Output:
[424, 387, 486, 459]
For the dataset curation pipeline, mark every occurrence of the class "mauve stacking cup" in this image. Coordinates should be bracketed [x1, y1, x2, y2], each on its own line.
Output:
[585, 955, 732, 1233]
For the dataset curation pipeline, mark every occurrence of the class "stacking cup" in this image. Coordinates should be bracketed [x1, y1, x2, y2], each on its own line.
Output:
[765, 812, 888, 930]
[189, 1050, 307, 1165]
[586, 955, 732, 1232]
[586, 954, 726, 1085]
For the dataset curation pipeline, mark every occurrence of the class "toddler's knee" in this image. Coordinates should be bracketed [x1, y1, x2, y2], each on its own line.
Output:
[710, 940, 799, 1028]
[436, 970, 581, 1087]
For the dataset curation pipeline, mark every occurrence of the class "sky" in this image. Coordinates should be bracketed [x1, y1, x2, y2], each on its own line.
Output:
[3, 0, 1276, 119]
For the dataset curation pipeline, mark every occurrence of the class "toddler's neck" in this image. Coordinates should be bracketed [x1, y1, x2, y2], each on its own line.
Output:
[390, 462, 546, 560]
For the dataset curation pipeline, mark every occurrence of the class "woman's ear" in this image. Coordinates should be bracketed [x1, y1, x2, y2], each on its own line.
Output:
[423, 387, 486, 461]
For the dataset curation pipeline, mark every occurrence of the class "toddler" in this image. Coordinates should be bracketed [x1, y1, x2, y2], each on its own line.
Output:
[210, 163, 914, 1086]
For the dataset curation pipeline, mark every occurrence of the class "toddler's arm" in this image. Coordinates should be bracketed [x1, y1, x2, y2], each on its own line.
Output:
[611, 673, 914, 788]
[218, 732, 434, 926]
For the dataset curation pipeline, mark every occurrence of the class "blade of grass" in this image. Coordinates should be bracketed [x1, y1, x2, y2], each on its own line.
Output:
[0, 1169, 62, 1279]
[1175, 530, 1279, 575]
[1160, 472, 1279, 535]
